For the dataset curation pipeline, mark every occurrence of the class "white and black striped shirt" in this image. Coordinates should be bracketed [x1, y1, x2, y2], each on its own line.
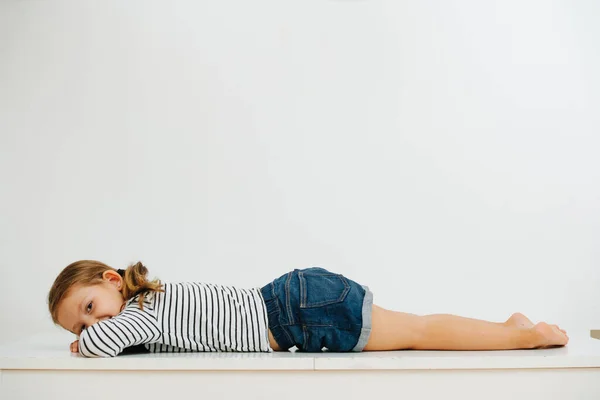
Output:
[78, 282, 272, 357]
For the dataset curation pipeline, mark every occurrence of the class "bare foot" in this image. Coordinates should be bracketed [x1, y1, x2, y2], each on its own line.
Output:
[506, 312, 568, 336]
[531, 322, 569, 348]
[506, 312, 535, 329]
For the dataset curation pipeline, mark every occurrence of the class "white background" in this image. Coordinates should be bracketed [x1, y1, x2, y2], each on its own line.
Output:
[1, 0, 599, 346]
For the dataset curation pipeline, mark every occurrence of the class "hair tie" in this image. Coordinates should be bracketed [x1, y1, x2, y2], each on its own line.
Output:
[116, 269, 126, 277]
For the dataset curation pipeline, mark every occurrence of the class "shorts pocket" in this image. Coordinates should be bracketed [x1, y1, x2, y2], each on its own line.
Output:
[298, 269, 350, 309]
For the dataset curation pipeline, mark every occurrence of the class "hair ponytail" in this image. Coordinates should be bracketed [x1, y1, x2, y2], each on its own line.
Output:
[120, 261, 164, 308]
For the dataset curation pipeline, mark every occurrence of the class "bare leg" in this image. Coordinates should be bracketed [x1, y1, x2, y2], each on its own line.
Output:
[363, 305, 569, 351]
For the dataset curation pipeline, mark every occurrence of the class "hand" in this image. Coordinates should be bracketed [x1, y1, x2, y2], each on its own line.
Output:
[70, 340, 79, 353]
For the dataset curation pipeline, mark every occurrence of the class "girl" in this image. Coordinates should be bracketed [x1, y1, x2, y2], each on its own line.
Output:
[48, 260, 568, 358]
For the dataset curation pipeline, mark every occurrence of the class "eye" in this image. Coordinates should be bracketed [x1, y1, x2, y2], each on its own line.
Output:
[86, 301, 93, 313]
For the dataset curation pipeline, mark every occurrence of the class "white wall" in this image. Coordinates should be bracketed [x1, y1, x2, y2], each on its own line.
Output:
[1, 0, 599, 346]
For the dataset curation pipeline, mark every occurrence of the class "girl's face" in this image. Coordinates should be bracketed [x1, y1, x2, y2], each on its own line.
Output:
[56, 270, 125, 336]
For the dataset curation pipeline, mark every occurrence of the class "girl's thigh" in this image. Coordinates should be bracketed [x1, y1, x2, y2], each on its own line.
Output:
[362, 305, 424, 351]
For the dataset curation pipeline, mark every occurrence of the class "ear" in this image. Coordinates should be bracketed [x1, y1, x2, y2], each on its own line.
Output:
[102, 270, 123, 291]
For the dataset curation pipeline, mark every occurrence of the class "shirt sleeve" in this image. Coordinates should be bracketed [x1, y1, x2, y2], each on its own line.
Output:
[78, 306, 161, 358]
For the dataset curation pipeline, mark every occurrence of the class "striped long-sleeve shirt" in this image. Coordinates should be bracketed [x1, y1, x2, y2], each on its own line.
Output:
[78, 282, 272, 357]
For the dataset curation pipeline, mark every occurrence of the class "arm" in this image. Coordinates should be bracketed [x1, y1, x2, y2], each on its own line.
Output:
[78, 307, 161, 357]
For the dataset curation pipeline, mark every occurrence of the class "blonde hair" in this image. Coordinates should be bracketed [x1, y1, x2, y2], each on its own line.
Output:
[48, 260, 163, 325]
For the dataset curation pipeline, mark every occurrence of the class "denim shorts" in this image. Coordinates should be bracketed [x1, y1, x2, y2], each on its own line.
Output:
[260, 267, 373, 352]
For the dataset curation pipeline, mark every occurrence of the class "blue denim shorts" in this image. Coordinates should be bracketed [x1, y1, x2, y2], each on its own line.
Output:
[260, 267, 373, 352]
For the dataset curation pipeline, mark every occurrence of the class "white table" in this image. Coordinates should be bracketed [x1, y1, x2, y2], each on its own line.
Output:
[2, 330, 600, 399]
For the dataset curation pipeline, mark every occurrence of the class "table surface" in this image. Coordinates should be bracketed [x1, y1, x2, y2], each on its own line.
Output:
[2, 330, 600, 371]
